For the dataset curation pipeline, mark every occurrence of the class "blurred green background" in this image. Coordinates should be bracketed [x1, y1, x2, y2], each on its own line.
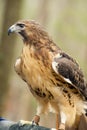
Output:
[0, 0, 87, 128]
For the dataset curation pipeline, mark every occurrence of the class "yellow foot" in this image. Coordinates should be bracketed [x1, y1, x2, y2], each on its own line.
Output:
[32, 115, 40, 125]
[18, 115, 40, 126]
[58, 123, 65, 130]
[18, 120, 32, 126]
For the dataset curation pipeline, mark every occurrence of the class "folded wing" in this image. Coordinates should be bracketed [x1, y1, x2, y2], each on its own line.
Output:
[52, 52, 87, 100]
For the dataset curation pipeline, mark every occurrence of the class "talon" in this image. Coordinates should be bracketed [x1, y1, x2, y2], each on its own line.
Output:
[18, 120, 32, 126]
[32, 120, 38, 126]
[32, 115, 40, 125]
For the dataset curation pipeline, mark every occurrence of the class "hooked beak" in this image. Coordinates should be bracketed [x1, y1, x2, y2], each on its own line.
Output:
[8, 24, 16, 35]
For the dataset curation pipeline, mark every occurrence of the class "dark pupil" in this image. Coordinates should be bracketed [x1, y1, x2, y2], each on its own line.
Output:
[17, 24, 24, 28]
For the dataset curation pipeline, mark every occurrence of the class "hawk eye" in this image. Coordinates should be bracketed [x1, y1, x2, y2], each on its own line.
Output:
[17, 23, 25, 28]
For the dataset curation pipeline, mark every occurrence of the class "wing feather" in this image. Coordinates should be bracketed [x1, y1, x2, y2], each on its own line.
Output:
[52, 52, 87, 100]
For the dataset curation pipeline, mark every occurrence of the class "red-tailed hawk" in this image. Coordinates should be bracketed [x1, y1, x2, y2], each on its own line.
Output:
[8, 20, 87, 130]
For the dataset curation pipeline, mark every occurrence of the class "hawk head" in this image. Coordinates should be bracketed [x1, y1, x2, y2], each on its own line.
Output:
[8, 20, 48, 43]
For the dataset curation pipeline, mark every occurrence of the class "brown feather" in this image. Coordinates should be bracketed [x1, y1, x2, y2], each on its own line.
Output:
[9, 20, 87, 129]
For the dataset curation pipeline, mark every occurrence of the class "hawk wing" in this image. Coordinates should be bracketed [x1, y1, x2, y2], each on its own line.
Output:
[52, 52, 87, 100]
